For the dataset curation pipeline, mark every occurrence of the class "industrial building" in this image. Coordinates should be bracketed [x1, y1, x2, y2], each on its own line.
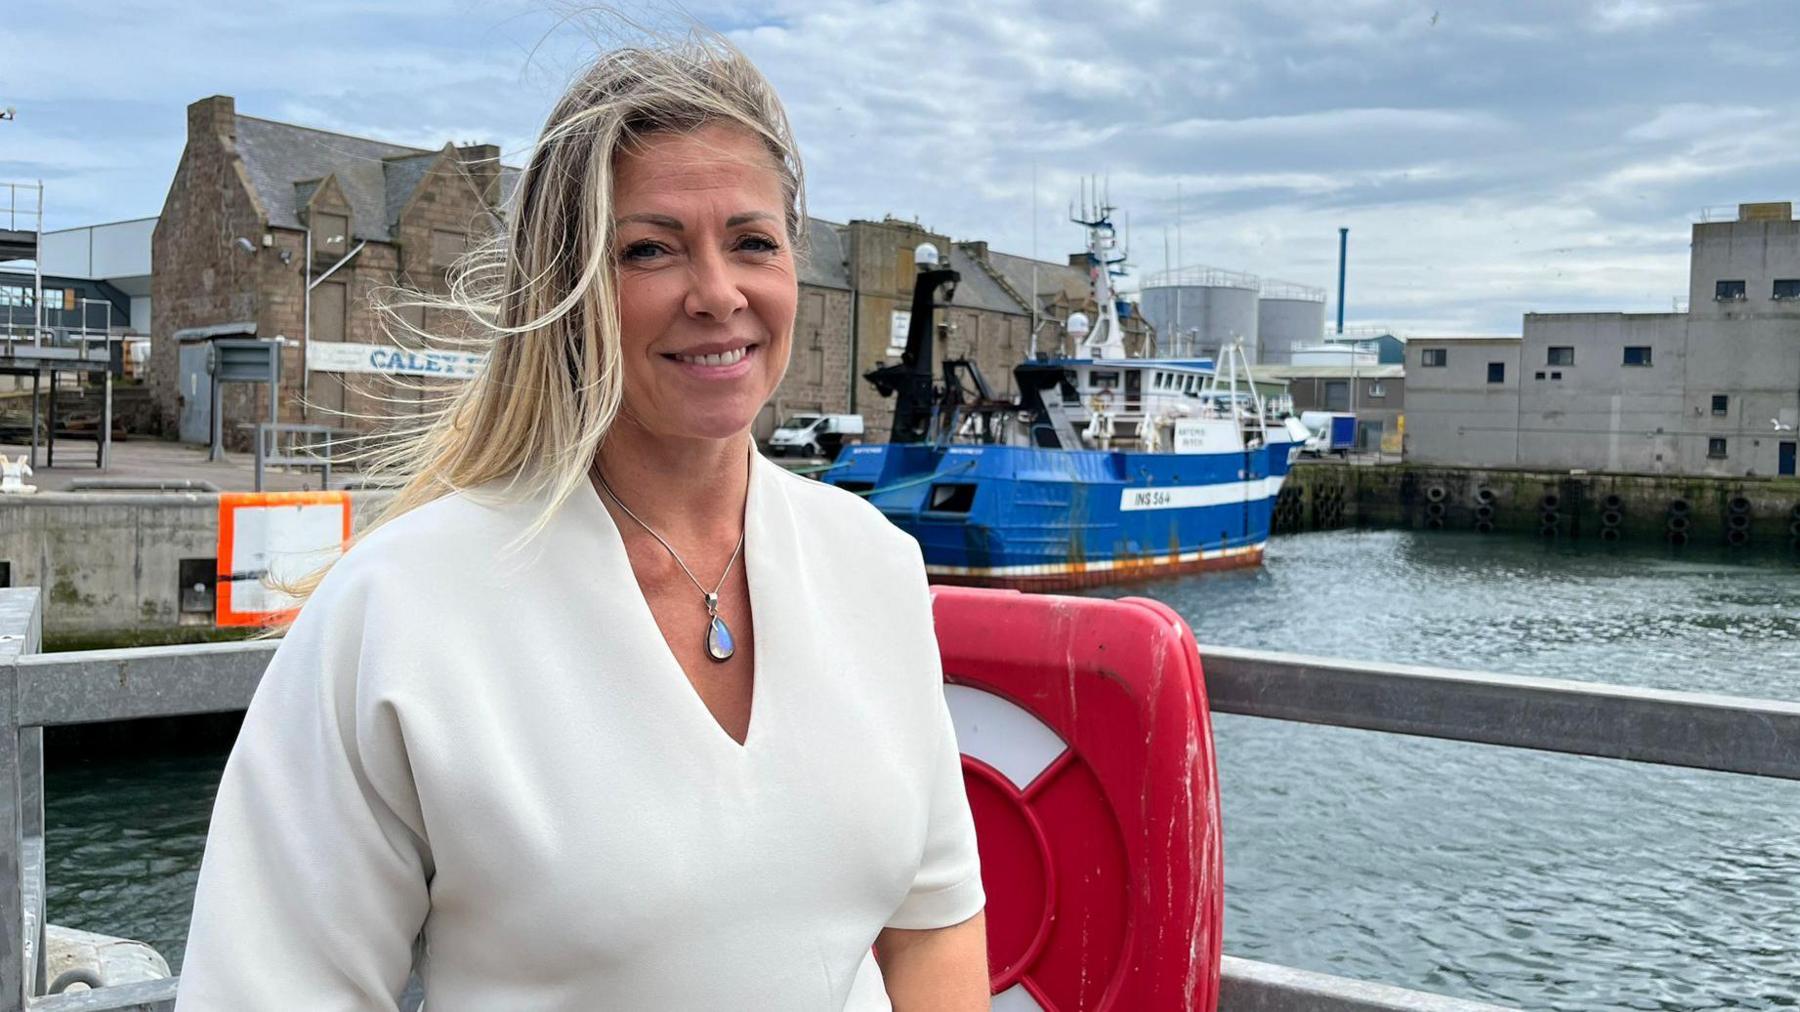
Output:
[1261, 362, 1405, 454]
[1407, 202, 1800, 477]
[0, 219, 149, 340]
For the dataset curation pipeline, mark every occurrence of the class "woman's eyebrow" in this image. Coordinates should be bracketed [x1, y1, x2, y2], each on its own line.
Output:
[615, 211, 776, 231]
[617, 213, 685, 230]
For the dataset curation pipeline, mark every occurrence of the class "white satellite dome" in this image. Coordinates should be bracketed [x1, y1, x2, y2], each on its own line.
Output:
[1066, 312, 1091, 338]
[913, 243, 941, 267]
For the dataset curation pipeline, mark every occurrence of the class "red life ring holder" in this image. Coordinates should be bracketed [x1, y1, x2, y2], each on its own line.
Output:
[932, 587, 1224, 1011]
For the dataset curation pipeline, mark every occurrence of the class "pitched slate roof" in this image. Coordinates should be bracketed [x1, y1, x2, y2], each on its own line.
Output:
[984, 249, 1087, 308]
[947, 246, 1028, 315]
[235, 116, 421, 241]
[381, 153, 439, 227]
[799, 217, 850, 290]
[234, 115, 517, 243]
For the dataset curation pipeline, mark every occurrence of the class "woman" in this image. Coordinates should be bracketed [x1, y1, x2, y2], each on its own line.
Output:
[176, 33, 989, 1011]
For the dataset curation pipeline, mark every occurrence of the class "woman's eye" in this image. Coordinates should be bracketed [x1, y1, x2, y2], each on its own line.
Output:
[620, 241, 667, 262]
[737, 234, 781, 254]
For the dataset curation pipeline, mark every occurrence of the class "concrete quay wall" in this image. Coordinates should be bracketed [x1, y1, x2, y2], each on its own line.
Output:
[1274, 461, 1800, 549]
[0, 492, 388, 647]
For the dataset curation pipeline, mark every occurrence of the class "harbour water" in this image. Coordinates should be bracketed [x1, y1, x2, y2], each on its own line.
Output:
[41, 529, 1800, 1007]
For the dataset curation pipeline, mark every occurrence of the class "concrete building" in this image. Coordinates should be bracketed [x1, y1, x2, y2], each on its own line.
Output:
[1262, 362, 1406, 453]
[1327, 328, 1406, 365]
[1405, 336, 1523, 466]
[1408, 202, 1800, 477]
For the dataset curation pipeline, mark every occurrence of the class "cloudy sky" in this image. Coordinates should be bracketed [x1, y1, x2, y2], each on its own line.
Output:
[4, 0, 1796, 334]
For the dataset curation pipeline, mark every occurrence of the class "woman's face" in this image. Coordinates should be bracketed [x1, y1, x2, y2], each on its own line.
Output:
[609, 123, 796, 444]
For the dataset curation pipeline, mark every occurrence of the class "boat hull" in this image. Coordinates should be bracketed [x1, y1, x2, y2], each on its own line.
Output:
[823, 441, 1294, 591]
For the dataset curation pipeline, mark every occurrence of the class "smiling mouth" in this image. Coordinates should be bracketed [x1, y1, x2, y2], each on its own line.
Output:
[666, 345, 754, 367]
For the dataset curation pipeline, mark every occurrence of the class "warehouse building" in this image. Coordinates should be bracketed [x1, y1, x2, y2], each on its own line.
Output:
[1407, 202, 1800, 477]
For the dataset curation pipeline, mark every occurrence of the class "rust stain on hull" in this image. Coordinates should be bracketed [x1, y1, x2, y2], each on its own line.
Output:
[929, 547, 1265, 593]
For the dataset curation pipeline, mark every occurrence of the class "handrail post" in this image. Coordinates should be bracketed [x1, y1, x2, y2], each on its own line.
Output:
[0, 589, 44, 1011]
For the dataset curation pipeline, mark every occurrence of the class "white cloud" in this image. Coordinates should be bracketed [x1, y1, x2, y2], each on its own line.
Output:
[7, 0, 1800, 334]
[1624, 104, 1770, 143]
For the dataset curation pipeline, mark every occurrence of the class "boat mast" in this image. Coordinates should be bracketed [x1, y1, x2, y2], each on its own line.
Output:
[1071, 177, 1128, 360]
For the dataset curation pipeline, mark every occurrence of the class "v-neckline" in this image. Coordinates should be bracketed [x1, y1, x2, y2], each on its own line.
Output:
[578, 447, 767, 753]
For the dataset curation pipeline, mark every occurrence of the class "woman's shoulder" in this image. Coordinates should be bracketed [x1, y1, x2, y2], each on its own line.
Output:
[349, 484, 530, 566]
[312, 481, 557, 611]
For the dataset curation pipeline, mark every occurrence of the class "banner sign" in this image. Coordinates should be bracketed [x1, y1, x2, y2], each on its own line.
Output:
[888, 310, 911, 356]
[307, 340, 484, 379]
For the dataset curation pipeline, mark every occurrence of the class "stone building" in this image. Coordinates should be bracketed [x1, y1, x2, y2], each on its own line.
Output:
[152, 95, 515, 446]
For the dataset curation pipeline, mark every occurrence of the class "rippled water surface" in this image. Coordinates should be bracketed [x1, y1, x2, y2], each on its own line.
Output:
[1091, 530, 1800, 1010]
[42, 529, 1800, 1005]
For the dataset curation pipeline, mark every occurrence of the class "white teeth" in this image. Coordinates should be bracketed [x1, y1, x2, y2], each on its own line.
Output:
[675, 347, 748, 367]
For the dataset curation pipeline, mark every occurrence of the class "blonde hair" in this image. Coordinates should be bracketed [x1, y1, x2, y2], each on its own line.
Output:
[270, 27, 805, 626]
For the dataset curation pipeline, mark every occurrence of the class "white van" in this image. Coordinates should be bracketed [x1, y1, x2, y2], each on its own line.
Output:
[768, 414, 865, 459]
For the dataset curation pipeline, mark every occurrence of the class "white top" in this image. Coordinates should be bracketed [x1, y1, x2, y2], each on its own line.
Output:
[176, 451, 985, 1011]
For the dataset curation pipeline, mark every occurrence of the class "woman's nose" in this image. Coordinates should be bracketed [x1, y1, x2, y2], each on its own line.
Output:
[684, 249, 750, 321]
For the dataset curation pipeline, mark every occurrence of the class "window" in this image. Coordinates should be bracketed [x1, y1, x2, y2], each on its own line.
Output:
[1715, 279, 1746, 301]
[430, 230, 468, 270]
[1487, 362, 1506, 384]
[1775, 279, 1800, 300]
[1712, 394, 1729, 416]
[1708, 438, 1728, 459]
[1550, 371, 1563, 380]
[0, 285, 31, 308]
[1090, 370, 1120, 389]
[312, 212, 348, 254]
[1367, 381, 1386, 398]
[40, 289, 64, 311]
[1547, 346, 1574, 366]
[1420, 348, 1447, 367]
[927, 484, 977, 512]
[1535, 371, 1546, 380]
[1323, 380, 1349, 411]
[1623, 346, 1652, 366]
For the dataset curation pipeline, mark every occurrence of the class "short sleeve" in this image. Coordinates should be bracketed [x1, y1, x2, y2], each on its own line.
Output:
[885, 679, 987, 930]
[176, 561, 432, 1010]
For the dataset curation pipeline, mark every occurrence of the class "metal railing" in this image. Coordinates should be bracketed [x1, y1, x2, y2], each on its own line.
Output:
[1144, 264, 1263, 291]
[0, 184, 42, 237]
[1258, 279, 1326, 303]
[8, 594, 1800, 1009]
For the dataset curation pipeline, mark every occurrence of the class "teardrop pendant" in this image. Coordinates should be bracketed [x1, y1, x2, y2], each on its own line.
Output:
[706, 614, 735, 662]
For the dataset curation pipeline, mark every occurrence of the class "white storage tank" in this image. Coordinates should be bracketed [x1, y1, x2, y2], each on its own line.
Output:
[1140, 266, 1260, 361]
[1256, 280, 1327, 366]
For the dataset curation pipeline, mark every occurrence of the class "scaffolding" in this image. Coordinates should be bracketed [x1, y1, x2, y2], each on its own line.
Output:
[0, 181, 44, 344]
[0, 181, 119, 470]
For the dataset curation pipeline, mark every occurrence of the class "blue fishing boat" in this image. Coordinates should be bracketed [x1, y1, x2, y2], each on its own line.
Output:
[824, 200, 1301, 590]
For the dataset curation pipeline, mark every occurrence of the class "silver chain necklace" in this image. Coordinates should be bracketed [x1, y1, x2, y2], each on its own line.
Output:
[594, 467, 746, 663]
